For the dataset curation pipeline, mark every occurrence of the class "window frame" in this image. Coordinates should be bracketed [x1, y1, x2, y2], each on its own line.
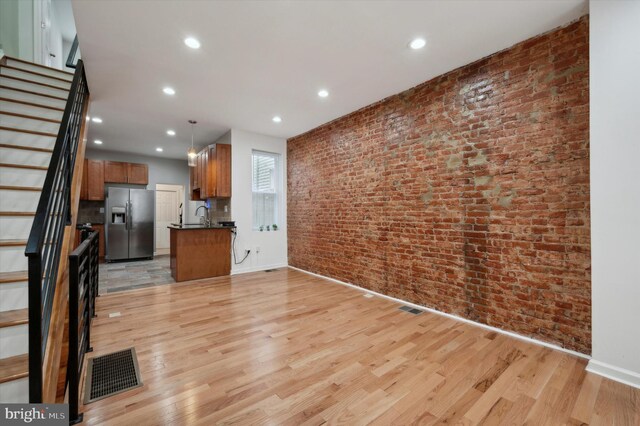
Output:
[251, 150, 281, 231]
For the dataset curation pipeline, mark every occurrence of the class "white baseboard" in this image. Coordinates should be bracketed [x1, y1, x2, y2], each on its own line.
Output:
[231, 262, 288, 276]
[586, 359, 640, 389]
[288, 265, 590, 361]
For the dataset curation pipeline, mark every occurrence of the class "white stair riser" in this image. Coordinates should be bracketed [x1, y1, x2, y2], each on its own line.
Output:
[7, 58, 73, 82]
[0, 113, 60, 134]
[0, 129, 55, 149]
[0, 216, 34, 240]
[0, 147, 52, 168]
[0, 323, 27, 358]
[0, 281, 28, 311]
[0, 189, 41, 212]
[1, 67, 71, 90]
[0, 100, 63, 121]
[0, 87, 66, 109]
[0, 167, 46, 187]
[0, 246, 27, 273]
[0, 378, 28, 403]
[0, 76, 69, 99]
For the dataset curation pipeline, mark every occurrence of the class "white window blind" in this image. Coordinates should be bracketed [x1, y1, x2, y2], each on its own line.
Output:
[252, 150, 280, 229]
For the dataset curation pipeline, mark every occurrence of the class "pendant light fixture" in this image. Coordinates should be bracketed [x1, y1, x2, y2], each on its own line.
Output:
[187, 120, 197, 167]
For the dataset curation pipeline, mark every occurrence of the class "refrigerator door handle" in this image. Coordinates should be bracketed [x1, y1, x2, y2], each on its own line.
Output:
[125, 202, 130, 230]
[128, 201, 133, 230]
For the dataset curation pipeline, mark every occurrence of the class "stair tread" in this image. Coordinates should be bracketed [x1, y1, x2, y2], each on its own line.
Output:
[0, 74, 70, 92]
[0, 308, 28, 328]
[0, 354, 29, 384]
[7, 56, 74, 76]
[0, 163, 49, 171]
[0, 126, 57, 137]
[0, 110, 62, 124]
[0, 185, 42, 191]
[0, 271, 28, 284]
[0, 85, 67, 101]
[0, 96, 65, 111]
[0, 144, 53, 153]
[1, 65, 72, 85]
[0, 212, 36, 217]
[0, 239, 27, 247]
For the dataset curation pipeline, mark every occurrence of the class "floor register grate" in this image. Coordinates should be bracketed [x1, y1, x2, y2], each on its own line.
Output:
[399, 305, 423, 315]
[84, 348, 143, 403]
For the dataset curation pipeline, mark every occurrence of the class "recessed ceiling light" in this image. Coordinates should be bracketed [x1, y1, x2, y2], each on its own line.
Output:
[409, 38, 426, 50]
[318, 89, 329, 98]
[184, 37, 201, 49]
[91, 117, 103, 123]
[94, 140, 103, 145]
[166, 129, 176, 136]
[272, 116, 282, 123]
[86, 115, 90, 120]
[156, 147, 164, 152]
[163, 87, 176, 95]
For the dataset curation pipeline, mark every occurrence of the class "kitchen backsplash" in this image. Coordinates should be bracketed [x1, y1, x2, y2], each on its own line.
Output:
[78, 200, 105, 224]
[208, 198, 231, 224]
[79, 198, 231, 226]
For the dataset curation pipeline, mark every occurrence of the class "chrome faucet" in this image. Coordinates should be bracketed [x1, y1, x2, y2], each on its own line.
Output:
[195, 205, 210, 227]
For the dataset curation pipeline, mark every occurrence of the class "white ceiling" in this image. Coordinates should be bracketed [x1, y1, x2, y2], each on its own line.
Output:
[72, 0, 587, 159]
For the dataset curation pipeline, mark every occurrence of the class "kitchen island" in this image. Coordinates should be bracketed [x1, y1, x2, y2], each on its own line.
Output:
[168, 224, 233, 282]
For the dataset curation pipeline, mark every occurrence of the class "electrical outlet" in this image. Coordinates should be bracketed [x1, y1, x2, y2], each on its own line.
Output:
[224, 205, 228, 213]
[255, 246, 260, 254]
[244, 248, 251, 255]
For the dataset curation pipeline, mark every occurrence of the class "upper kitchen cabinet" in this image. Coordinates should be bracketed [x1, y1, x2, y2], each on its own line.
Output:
[87, 159, 105, 200]
[190, 143, 231, 200]
[104, 161, 148, 185]
[127, 163, 149, 185]
[104, 161, 128, 183]
[80, 159, 105, 201]
[207, 143, 231, 198]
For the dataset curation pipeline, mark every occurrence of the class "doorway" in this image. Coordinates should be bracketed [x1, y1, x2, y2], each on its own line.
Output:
[155, 184, 184, 255]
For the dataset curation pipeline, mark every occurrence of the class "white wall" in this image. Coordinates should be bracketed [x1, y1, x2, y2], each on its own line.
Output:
[0, 0, 34, 61]
[229, 129, 288, 274]
[588, 0, 640, 388]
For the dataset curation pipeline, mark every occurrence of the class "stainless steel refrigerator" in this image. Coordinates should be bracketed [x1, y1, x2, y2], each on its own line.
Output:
[106, 188, 155, 261]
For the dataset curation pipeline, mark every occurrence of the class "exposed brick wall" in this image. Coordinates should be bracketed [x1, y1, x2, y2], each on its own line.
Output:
[287, 17, 590, 353]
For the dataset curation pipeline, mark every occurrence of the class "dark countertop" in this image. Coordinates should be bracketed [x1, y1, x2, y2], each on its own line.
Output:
[76, 222, 104, 229]
[168, 224, 236, 230]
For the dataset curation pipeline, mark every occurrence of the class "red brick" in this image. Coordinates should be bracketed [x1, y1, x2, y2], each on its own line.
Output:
[288, 17, 590, 354]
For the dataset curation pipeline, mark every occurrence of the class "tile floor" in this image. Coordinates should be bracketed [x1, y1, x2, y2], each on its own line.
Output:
[98, 255, 175, 294]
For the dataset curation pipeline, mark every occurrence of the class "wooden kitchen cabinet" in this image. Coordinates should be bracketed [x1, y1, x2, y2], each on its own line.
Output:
[190, 143, 231, 200]
[104, 161, 128, 183]
[104, 161, 148, 185]
[80, 159, 105, 200]
[127, 163, 148, 185]
[87, 159, 104, 200]
[80, 159, 89, 200]
[207, 143, 231, 198]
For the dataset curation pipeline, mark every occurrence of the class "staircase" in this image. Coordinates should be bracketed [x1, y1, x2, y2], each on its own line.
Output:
[0, 56, 73, 403]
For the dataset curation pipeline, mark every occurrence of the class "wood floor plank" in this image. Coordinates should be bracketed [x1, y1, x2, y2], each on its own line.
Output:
[79, 268, 640, 425]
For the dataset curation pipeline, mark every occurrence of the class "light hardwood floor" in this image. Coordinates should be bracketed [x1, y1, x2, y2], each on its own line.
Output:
[80, 268, 639, 425]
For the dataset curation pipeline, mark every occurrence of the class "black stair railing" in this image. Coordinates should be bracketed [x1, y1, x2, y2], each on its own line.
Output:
[66, 35, 80, 69]
[25, 59, 89, 403]
[68, 230, 99, 424]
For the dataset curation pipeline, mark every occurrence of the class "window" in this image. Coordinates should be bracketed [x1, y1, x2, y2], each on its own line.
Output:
[252, 150, 280, 230]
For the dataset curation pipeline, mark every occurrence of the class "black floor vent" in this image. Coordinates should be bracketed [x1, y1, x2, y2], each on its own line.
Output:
[399, 305, 423, 315]
[264, 269, 279, 272]
[84, 348, 142, 403]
